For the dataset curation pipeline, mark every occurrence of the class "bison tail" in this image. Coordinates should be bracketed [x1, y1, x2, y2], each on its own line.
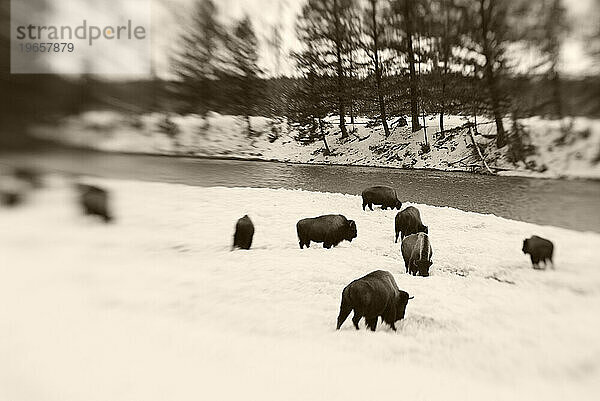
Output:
[336, 302, 352, 330]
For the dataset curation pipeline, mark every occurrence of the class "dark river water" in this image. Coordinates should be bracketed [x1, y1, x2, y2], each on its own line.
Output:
[2, 148, 599, 233]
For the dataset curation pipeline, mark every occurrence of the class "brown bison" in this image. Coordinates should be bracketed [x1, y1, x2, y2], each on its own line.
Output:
[522, 236, 554, 269]
[232, 215, 255, 250]
[361, 186, 402, 211]
[13, 167, 43, 188]
[395, 206, 428, 243]
[401, 233, 433, 277]
[336, 270, 413, 331]
[1, 191, 22, 207]
[297, 214, 357, 249]
[76, 184, 113, 223]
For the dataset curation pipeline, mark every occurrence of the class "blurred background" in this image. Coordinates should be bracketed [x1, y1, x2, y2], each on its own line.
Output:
[1, 0, 599, 230]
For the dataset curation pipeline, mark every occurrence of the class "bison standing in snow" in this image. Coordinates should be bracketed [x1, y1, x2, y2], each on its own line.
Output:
[522, 235, 554, 269]
[395, 206, 428, 243]
[361, 186, 402, 211]
[13, 167, 43, 188]
[401, 232, 433, 277]
[1, 191, 22, 207]
[336, 270, 413, 331]
[296, 214, 357, 249]
[232, 215, 255, 250]
[76, 184, 113, 223]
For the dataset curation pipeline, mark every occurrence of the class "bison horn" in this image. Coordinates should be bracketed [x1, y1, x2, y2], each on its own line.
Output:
[408, 296, 414, 300]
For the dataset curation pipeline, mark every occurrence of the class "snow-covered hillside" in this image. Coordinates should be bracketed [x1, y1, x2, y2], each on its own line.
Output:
[32, 111, 600, 179]
[1, 176, 599, 401]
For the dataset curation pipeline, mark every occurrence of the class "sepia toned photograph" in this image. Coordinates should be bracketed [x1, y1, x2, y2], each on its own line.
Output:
[1, 0, 599, 400]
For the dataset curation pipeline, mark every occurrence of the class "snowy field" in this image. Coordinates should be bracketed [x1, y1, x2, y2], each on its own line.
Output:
[32, 111, 600, 179]
[1, 176, 600, 401]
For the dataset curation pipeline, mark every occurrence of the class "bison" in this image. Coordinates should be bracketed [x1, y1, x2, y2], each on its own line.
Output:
[296, 214, 357, 249]
[401, 232, 433, 277]
[361, 186, 402, 211]
[336, 270, 413, 331]
[1, 191, 22, 207]
[232, 215, 255, 250]
[13, 167, 43, 188]
[522, 235, 554, 269]
[76, 184, 113, 223]
[394, 206, 428, 243]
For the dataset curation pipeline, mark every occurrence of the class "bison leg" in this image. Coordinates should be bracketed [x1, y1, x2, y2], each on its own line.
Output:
[365, 317, 378, 332]
[362, 200, 367, 211]
[352, 313, 361, 330]
[395, 229, 400, 243]
[299, 241, 304, 249]
[403, 256, 410, 273]
[323, 243, 332, 249]
[368, 203, 373, 211]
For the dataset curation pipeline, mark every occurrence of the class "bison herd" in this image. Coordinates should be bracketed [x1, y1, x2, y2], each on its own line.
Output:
[230, 184, 556, 331]
[1, 170, 557, 333]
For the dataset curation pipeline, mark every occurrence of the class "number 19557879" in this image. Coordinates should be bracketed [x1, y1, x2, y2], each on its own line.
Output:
[19, 42, 74, 52]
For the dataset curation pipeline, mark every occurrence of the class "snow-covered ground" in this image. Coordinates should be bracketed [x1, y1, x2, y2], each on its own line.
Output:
[32, 111, 600, 179]
[1, 176, 599, 401]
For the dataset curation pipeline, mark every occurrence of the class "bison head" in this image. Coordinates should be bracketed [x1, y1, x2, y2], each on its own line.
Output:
[413, 259, 432, 277]
[394, 200, 403, 210]
[420, 224, 429, 234]
[395, 291, 414, 321]
[345, 220, 357, 241]
[522, 239, 529, 254]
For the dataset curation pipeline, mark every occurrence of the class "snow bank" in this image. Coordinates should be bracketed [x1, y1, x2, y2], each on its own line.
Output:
[32, 111, 600, 180]
[1, 178, 599, 401]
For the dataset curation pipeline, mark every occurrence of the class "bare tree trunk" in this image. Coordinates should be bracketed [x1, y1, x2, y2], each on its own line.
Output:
[439, 1, 450, 139]
[480, 0, 506, 148]
[550, 65, 563, 120]
[333, 0, 348, 139]
[403, 0, 420, 132]
[349, 58, 356, 128]
[370, 0, 391, 138]
[469, 126, 495, 174]
[245, 114, 252, 137]
[318, 117, 331, 155]
[417, 33, 427, 145]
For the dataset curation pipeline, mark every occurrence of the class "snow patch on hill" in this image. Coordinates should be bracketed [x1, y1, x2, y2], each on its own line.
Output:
[32, 111, 600, 179]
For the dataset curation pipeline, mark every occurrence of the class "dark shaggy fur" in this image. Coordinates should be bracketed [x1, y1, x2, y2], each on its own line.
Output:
[361, 186, 402, 211]
[1, 191, 22, 207]
[296, 214, 357, 249]
[401, 233, 433, 277]
[394, 206, 428, 243]
[232, 215, 255, 250]
[76, 184, 113, 223]
[13, 167, 43, 188]
[522, 236, 554, 269]
[336, 270, 413, 331]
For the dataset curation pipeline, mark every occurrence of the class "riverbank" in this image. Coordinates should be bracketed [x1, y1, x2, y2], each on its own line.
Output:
[1, 176, 599, 400]
[31, 111, 600, 180]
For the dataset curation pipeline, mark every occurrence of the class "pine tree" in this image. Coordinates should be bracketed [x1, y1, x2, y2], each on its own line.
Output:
[296, 0, 358, 139]
[226, 16, 263, 136]
[362, 0, 392, 137]
[292, 44, 334, 154]
[171, 0, 224, 120]
[390, 0, 422, 133]
[471, 0, 510, 148]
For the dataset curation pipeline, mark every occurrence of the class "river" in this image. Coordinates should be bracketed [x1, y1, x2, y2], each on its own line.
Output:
[2, 148, 599, 233]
